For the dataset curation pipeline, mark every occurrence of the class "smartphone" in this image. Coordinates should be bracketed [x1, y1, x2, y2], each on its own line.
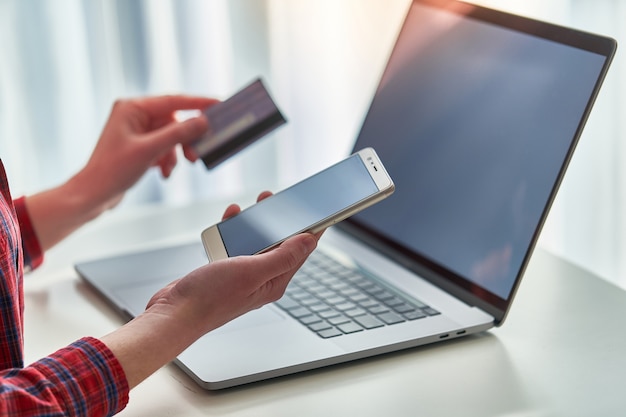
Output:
[192, 78, 286, 169]
[201, 147, 395, 261]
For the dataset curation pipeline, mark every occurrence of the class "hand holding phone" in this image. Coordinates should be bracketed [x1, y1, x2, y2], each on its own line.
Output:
[201, 147, 395, 261]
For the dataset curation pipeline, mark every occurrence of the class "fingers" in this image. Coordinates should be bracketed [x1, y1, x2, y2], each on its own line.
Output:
[156, 149, 178, 178]
[136, 95, 218, 118]
[132, 95, 217, 158]
[221, 204, 241, 220]
[256, 190, 273, 202]
[250, 233, 317, 280]
[182, 144, 199, 162]
[221, 191, 272, 220]
[252, 233, 318, 302]
[147, 115, 209, 152]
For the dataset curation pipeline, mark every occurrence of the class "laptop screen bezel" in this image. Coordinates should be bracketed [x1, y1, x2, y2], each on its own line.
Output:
[339, 0, 617, 325]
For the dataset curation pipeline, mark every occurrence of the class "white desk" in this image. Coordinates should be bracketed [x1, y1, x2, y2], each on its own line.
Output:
[23, 199, 626, 416]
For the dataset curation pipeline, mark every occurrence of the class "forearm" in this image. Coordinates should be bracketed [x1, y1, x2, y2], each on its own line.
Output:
[100, 311, 201, 389]
[24, 169, 117, 251]
[23, 96, 212, 252]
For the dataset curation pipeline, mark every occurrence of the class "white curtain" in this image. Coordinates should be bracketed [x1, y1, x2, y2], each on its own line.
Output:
[265, 0, 410, 186]
[1, 0, 625, 289]
[0, 0, 274, 207]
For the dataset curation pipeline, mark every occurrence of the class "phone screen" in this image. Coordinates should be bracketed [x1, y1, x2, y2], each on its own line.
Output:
[218, 154, 379, 257]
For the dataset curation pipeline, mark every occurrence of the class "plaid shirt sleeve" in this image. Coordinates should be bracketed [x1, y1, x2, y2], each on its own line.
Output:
[0, 337, 129, 416]
[0, 160, 130, 416]
[13, 196, 43, 271]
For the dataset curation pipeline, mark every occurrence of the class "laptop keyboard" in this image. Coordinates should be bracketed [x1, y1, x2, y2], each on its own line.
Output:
[275, 250, 440, 338]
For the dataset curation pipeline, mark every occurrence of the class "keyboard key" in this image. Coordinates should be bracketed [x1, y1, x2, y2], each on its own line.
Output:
[404, 310, 427, 320]
[309, 321, 332, 332]
[300, 314, 323, 325]
[289, 307, 313, 318]
[315, 290, 336, 299]
[319, 309, 341, 319]
[368, 305, 389, 315]
[275, 296, 300, 310]
[378, 311, 405, 325]
[340, 287, 360, 297]
[393, 303, 416, 314]
[309, 303, 331, 313]
[423, 307, 441, 316]
[288, 289, 313, 301]
[329, 282, 350, 291]
[347, 292, 369, 302]
[337, 322, 364, 334]
[354, 314, 385, 329]
[326, 295, 347, 305]
[345, 307, 367, 317]
[300, 297, 322, 307]
[328, 315, 351, 325]
[335, 302, 357, 311]
[371, 289, 395, 301]
[386, 297, 406, 307]
[317, 328, 343, 338]
[357, 298, 379, 309]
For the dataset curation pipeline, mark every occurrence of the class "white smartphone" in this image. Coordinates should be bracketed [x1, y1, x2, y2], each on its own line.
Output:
[201, 147, 395, 261]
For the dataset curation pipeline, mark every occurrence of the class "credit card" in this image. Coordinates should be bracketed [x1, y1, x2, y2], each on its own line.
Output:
[192, 78, 287, 169]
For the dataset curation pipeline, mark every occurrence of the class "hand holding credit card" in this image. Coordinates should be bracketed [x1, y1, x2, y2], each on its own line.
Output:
[192, 78, 287, 169]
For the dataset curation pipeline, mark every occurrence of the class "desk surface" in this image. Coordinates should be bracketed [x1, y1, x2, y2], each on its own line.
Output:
[23, 199, 626, 417]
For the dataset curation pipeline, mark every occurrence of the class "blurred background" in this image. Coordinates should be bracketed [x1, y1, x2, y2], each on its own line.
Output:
[0, 0, 624, 289]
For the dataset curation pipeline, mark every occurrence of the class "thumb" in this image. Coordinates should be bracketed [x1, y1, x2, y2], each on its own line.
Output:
[148, 115, 209, 151]
[252, 233, 318, 279]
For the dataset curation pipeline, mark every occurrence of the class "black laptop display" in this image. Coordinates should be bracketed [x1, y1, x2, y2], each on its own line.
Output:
[343, 0, 616, 323]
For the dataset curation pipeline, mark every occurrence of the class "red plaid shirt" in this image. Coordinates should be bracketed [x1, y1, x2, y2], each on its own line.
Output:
[0, 160, 129, 416]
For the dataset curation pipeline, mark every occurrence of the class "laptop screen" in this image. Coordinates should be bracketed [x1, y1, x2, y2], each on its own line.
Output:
[346, 0, 615, 318]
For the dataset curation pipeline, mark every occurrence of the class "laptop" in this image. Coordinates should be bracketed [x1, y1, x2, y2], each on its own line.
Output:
[75, 0, 616, 390]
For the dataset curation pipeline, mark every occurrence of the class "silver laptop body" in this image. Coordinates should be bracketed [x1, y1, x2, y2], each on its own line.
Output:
[75, 0, 616, 390]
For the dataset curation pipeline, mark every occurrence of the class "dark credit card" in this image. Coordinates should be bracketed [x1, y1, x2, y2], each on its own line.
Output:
[192, 78, 287, 169]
